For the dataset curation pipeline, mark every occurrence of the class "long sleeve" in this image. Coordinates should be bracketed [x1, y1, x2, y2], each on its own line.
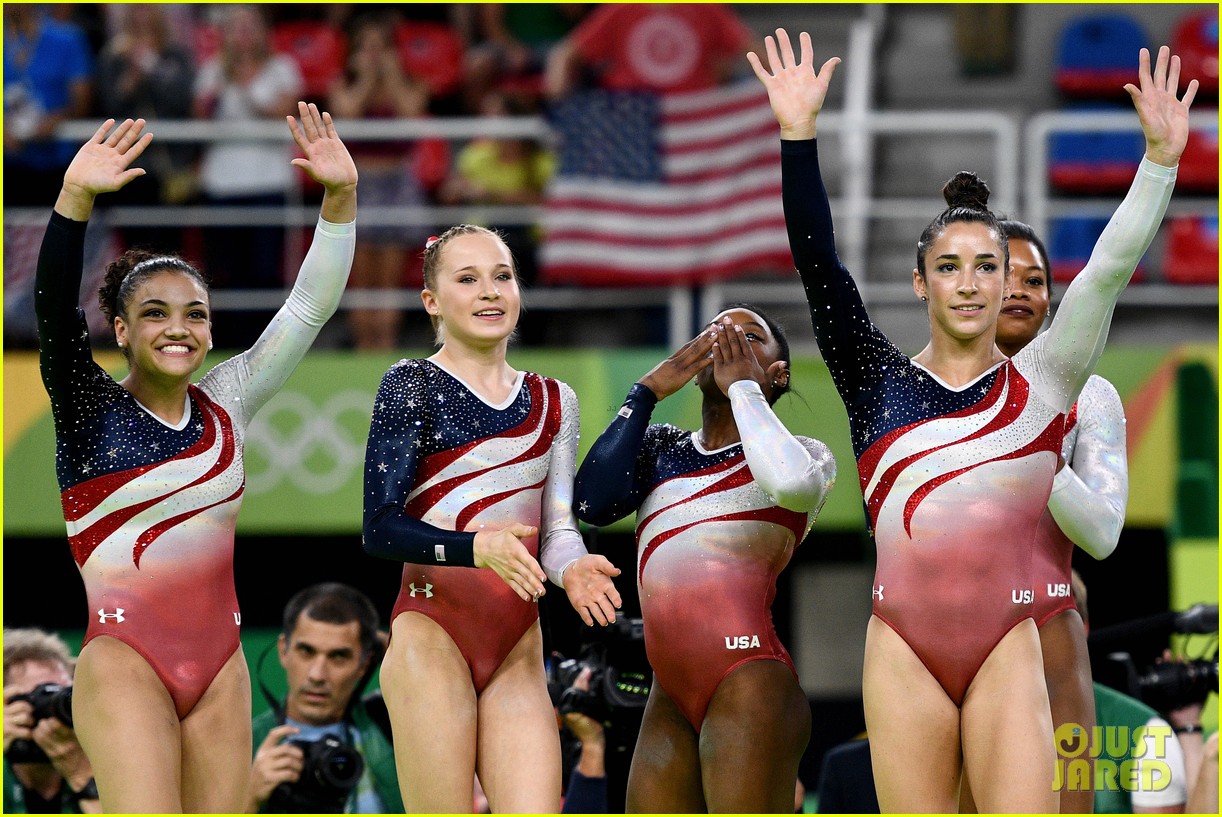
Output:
[1021, 158, 1176, 411]
[1047, 376, 1128, 559]
[207, 216, 356, 425]
[728, 380, 836, 513]
[34, 211, 98, 414]
[573, 384, 659, 526]
[362, 363, 477, 567]
[781, 138, 904, 409]
[538, 383, 590, 587]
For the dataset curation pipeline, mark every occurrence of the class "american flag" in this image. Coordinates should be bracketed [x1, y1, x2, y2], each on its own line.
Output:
[539, 80, 793, 286]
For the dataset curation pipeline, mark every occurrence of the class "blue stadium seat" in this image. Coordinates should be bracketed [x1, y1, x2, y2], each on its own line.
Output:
[1055, 14, 1149, 99]
[1049, 216, 1148, 283]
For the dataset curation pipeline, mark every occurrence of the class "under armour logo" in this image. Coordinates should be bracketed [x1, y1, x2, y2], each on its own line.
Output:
[409, 582, 434, 599]
[871, 585, 884, 601]
[98, 608, 125, 623]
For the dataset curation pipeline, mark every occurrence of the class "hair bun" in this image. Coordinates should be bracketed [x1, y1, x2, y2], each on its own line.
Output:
[942, 171, 991, 211]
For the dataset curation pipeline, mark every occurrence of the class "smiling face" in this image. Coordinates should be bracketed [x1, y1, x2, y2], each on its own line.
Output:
[913, 221, 1008, 345]
[994, 238, 1050, 357]
[113, 271, 212, 384]
[421, 232, 521, 349]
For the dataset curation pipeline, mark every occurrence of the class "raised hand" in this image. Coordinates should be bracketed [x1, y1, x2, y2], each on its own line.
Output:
[56, 119, 153, 220]
[747, 29, 841, 140]
[637, 327, 716, 401]
[473, 523, 548, 602]
[711, 317, 771, 396]
[286, 101, 358, 193]
[562, 554, 623, 627]
[1124, 46, 1199, 168]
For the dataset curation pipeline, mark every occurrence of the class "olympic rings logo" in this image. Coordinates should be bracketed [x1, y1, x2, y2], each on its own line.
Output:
[243, 389, 373, 495]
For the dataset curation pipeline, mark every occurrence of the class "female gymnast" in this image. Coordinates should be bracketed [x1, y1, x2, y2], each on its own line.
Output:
[749, 30, 1194, 811]
[362, 224, 623, 812]
[574, 305, 837, 812]
[34, 103, 358, 811]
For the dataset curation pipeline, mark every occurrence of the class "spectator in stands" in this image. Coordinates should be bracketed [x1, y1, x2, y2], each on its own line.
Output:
[463, 4, 587, 111]
[249, 584, 401, 814]
[3, 4, 94, 207]
[192, 4, 303, 347]
[328, 11, 431, 351]
[96, 5, 198, 252]
[544, 3, 753, 99]
[3, 629, 100, 814]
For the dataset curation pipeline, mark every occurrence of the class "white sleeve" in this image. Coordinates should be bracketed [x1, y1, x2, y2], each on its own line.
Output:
[538, 381, 588, 587]
[729, 380, 836, 513]
[1047, 376, 1128, 559]
[1130, 717, 1188, 808]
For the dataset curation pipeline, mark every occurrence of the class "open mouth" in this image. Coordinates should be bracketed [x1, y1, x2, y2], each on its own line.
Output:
[473, 309, 505, 319]
[158, 345, 194, 355]
[1000, 304, 1034, 317]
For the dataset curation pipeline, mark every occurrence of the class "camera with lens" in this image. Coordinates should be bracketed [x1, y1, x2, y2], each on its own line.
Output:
[1133, 656, 1218, 713]
[549, 617, 651, 724]
[5, 683, 74, 764]
[267, 735, 364, 814]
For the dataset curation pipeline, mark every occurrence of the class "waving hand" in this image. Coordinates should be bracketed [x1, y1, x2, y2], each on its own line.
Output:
[747, 29, 841, 140]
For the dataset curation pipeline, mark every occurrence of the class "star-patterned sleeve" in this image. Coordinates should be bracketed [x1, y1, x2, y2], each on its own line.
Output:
[537, 382, 591, 587]
[199, 217, 355, 425]
[728, 380, 836, 513]
[574, 384, 662, 526]
[1015, 158, 1175, 412]
[1047, 375, 1128, 559]
[362, 361, 477, 568]
[780, 139, 908, 408]
[34, 212, 110, 423]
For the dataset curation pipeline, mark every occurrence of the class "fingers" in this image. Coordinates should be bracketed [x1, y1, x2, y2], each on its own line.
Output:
[746, 50, 769, 83]
[1167, 53, 1181, 96]
[322, 109, 339, 140]
[819, 56, 842, 84]
[1181, 77, 1198, 109]
[764, 34, 781, 73]
[90, 119, 117, 144]
[798, 31, 813, 67]
[1152, 45, 1169, 91]
[776, 28, 796, 69]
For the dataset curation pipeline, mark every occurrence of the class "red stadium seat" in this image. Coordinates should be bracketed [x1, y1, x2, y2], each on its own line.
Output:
[1163, 217, 1219, 285]
[393, 21, 465, 97]
[1171, 9, 1219, 96]
[1178, 126, 1220, 193]
[272, 21, 348, 100]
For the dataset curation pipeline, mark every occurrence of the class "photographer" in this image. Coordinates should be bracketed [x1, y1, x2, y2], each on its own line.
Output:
[248, 584, 401, 814]
[3, 629, 99, 814]
[559, 666, 608, 813]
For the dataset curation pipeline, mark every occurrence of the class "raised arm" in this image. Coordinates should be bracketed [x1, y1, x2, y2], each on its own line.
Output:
[713, 320, 837, 512]
[1033, 47, 1196, 409]
[1047, 377, 1128, 560]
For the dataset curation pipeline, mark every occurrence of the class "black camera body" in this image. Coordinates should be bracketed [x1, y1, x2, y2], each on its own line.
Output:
[550, 617, 651, 723]
[267, 735, 365, 814]
[5, 683, 74, 764]
[1137, 658, 1219, 713]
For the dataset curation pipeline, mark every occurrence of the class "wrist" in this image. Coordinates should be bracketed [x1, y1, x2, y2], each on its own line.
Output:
[779, 122, 817, 141]
[1143, 148, 1180, 169]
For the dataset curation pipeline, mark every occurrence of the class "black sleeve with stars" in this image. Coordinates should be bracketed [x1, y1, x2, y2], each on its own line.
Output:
[574, 383, 660, 527]
[362, 361, 477, 568]
[35, 212, 105, 424]
[781, 139, 906, 410]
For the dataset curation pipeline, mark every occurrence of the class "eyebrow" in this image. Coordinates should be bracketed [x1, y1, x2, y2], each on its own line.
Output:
[138, 299, 208, 307]
[706, 320, 767, 331]
[451, 264, 513, 274]
[934, 253, 999, 262]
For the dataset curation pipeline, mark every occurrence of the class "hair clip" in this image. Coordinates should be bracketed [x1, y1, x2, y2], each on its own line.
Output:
[425, 236, 440, 249]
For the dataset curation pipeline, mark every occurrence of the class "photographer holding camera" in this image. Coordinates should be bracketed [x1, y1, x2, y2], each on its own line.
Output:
[3, 629, 99, 814]
[248, 584, 401, 814]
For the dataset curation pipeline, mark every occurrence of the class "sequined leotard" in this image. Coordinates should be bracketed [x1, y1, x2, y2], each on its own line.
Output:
[1033, 375, 1127, 625]
[575, 380, 836, 729]
[363, 358, 588, 693]
[782, 139, 1174, 704]
[35, 212, 355, 718]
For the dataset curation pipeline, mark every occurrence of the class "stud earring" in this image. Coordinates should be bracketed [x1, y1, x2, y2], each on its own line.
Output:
[207, 340, 213, 350]
[920, 296, 928, 302]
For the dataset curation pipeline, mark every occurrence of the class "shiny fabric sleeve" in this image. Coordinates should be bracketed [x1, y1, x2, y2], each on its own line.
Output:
[34, 212, 102, 416]
[204, 217, 356, 424]
[573, 383, 659, 526]
[1020, 158, 1176, 411]
[538, 382, 590, 588]
[728, 380, 837, 513]
[362, 363, 477, 567]
[1047, 376, 1128, 560]
[781, 138, 903, 407]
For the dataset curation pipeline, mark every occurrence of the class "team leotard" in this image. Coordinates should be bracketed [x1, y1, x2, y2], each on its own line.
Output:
[1033, 375, 1128, 625]
[363, 358, 588, 693]
[35, 211, 355, 718]
[781, 139, 1174, 704]
[575, 380, 836, 729]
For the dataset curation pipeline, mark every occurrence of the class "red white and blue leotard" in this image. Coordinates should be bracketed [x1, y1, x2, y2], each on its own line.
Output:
[574, 380, 836, 729]
[1033, 375, 1128, 625]
[781, 139, 1174, 704]
[35, 212, 355, 718]
[363, 358, 589, 693]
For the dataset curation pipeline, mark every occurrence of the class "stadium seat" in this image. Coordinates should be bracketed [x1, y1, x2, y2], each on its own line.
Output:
[1170, 9, 1219, 96]
[1178, 126, 1220, 192]
[1162, 216, 1219, 285]
[1048, 126, 1144, 194]
[1049, 216, 1148, 283]
[272, 21, 348, 100]
[393, 21, 465, 97]
[1055, 14, 1149, 99]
